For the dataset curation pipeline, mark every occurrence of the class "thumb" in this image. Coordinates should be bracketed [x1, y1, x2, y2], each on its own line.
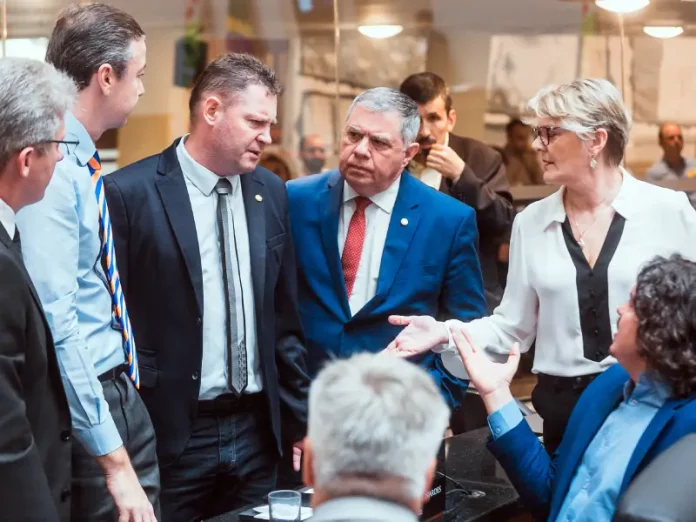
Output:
[388, 315, 412, 326]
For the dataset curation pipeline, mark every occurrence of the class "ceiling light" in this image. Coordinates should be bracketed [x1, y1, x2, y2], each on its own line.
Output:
[595, 0, 649, 13]
[358, 24, 403, 39]
[643, 25, 684, 38]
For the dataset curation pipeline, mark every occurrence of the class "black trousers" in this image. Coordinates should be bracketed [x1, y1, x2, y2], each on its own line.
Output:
[71, 371, 161, 521]
[531, 372, 600, 455]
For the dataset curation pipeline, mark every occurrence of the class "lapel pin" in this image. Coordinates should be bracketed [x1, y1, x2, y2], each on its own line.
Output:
[255, 194, 263, 202]
[400, 218, 408, 226]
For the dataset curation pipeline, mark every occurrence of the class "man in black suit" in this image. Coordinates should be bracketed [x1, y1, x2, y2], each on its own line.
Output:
[104, 53, 310, 522]
[0, 57, 76, 521]
[400, 72, 514, 312]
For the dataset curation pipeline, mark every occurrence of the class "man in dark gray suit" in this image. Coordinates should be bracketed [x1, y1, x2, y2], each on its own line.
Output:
[302, 353, 450, 522]
[0, 57, 76, 521]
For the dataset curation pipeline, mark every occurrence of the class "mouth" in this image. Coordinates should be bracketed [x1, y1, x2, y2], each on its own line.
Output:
[348, 164, 371, 173]
[542, 160, 554, 169]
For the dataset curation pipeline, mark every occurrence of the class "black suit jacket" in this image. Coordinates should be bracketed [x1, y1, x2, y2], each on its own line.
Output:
[103, 139, 310, 465]
[439, 134, 515, 311]
[0, 224, 72, 521]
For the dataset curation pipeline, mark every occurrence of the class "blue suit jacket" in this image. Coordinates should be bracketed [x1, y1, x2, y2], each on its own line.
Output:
[287, 170, 487, 407]
[488, 365, 696, 521]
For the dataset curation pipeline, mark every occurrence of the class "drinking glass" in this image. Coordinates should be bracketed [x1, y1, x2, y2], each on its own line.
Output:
[268, 490, 301, 522]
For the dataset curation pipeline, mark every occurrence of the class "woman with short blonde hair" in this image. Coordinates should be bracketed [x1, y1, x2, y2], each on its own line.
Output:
[387, 78, 696, 454]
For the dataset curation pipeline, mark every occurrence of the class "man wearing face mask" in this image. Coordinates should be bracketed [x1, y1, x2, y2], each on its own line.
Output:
[299, 134, 327, 176]
[400, 73, 514, 312]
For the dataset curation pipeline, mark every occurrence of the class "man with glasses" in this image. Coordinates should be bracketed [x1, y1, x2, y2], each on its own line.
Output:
[0, 57, 75, 522]
[284, 87, 486, 484]
[299, 134, 328, 176]
[16, 5, 158, 521]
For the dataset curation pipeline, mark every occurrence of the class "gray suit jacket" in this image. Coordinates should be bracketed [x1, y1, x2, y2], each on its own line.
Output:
[311, 496, 419, 522]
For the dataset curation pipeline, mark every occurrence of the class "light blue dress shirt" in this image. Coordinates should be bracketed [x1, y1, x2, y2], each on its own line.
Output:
[16, 112, 126, 457]
[488, 372, 671, 522]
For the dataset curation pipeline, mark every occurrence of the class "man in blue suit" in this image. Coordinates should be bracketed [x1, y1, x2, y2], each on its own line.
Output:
[287, 87, 486, 409]
[445, 254, 696, 522]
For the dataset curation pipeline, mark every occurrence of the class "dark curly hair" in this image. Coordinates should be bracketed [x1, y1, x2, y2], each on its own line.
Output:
[634, 254, 696, 399]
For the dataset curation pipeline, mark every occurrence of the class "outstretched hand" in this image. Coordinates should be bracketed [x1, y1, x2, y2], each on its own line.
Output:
[383, 315, 448, 357]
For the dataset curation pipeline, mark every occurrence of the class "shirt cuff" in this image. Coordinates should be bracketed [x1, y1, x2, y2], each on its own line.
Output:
[432, 320, 456, 354]
[487, 400, 524, 439]
[75, 415, 123, 457]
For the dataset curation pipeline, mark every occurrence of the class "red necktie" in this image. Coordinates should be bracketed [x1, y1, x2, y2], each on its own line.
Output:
[342, 196, 371, 297]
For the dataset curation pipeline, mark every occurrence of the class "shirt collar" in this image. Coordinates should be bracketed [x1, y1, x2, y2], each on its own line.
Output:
[176, 136, 240, 197]
[540, 167, 640, 230]
[64, 111, 97, 167]
[343, 175, 401, 214]
[623, 371, 673, 408]
[313, 496, 418, 522]
[0, 197, 15, 239]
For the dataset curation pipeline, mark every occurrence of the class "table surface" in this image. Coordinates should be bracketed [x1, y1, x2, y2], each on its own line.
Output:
[207, 427, 523, 522]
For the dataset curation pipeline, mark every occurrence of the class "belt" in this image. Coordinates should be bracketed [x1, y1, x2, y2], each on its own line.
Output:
[197, 393, 264, 417]
[98, 363, 129, 383]
[537, 372, 600, 391]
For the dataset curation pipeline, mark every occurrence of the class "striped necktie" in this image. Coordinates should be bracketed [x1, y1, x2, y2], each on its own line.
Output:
[87, 152, 139, 388]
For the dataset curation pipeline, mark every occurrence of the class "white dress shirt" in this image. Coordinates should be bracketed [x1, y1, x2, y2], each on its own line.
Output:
[339, 176, 401, 316]
[439, 171, 696, 379]
[410, 133, 448, 190]
[177, 137, 262, 398]
[0, 197, 15, 238]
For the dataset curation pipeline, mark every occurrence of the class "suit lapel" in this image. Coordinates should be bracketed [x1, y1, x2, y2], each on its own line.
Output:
[155, 145, 204, 314]
[319, 171, 350, 319]
[372, 172, 421, 299]
[240, 171, 266, 319]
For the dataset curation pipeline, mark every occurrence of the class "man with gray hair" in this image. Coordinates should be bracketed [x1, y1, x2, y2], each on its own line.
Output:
[285, 87, 486, 484]
[303, 353, 450, 522]
[0, 57, 75, 520]
[15, 4, 158, 521]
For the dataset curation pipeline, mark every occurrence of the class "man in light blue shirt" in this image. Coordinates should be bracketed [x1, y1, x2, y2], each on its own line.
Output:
[15, 5, 158, 521]
[442, 255, 696, 521]
[645, 122, 696, 206]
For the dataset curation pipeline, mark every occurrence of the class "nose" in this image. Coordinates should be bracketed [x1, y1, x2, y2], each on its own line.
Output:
[354, 136, 370, 157]
[532, 136, 544, 152]
[258, 127, 272, 145]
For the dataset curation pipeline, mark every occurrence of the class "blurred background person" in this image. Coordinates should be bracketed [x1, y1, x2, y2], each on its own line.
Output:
[387, 78, 696, 455]
[303, 353, 450, 522]
[400, 72, 514, 313]
[0, 57, 75, 522]
[645, 122, 696, 183]
[504, 118, 544, 186]
[453, 254, 696, 522]
[259, 149, 296, 182]
[299, 134, 327, 176]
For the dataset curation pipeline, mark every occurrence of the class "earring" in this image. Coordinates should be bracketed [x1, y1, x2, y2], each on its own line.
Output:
[590, 157, 597, 169]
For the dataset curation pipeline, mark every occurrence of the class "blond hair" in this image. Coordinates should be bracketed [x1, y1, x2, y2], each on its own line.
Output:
[525, 78, 632, 167]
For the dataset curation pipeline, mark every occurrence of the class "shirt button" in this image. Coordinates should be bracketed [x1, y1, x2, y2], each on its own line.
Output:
[592, 308, 598, 316]
[192, 371, 200, 381]
[60, 430, 71, 442]
[593, 329, 599, 336]
[197, 317, 202, 326]
[596, 351, 603, 359]
[495, 427, 501, 435]
[631, 399, 638, 406]
[61, 489, 71, 502]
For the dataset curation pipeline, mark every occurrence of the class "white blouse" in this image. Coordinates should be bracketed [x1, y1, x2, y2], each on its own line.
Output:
[438, 172, 696, 379]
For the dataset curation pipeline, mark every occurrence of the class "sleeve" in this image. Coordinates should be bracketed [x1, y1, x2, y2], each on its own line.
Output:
[448, 146, 515, 237]
[0, 256, 61, 521]
[487, 399, 524, 439]
[436, 214, 539, 379]
[15, 162, 123, 456]
[274, 189, 311, 443]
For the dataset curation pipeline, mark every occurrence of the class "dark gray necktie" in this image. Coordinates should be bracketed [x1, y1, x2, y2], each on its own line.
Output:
[11, 228, 22, 258]
[215, 179, 247, 395]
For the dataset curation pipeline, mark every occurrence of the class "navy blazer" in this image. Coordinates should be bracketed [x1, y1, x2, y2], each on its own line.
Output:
[104, 139, 310, 464]
[488, 364, 696, 521]
[287, 170, 487, 407]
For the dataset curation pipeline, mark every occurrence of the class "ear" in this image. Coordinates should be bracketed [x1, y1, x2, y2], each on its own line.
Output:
[587, 128, 608, 163]
[401, 142, 420, 169]
[96, 63, 117, 95]
[446, 108, 457, 133]
[16, 147, 34, 179]
[301, 437, 314, 488]
[202, 95, 224, 127]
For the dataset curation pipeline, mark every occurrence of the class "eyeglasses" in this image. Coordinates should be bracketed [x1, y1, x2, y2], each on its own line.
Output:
[42, 139, 80, 155]
[532, 126, 565, 147]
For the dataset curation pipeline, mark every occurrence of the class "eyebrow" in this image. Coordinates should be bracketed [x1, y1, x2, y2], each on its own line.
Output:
[247, 114, 277, 125]
[346, 126, 392, 141]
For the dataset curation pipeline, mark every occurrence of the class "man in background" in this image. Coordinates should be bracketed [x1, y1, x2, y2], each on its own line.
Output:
[503, 118, 543, 186]
[16, 5, 158, 521]
[0, 57, 75, 522]
[303, 353, 450, 522]
[399, 72, 514, 312]
[299, 134, 327, 176]
[646, 122, 696, 182]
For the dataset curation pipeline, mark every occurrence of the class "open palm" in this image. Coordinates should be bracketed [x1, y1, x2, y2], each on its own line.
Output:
[384, 315, 447, 357]
[451, 327, 519, 397]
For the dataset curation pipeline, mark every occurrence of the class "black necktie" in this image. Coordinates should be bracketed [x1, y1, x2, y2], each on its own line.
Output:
[11, 228, 22, 258]
[215, 178, 247, 395]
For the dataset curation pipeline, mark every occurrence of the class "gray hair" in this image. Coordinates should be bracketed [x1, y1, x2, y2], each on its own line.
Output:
[525, 78, 632, 167]
[308, 353, 450, 500]
[346, 87, 421, 146]
[0, 58, 76, 170]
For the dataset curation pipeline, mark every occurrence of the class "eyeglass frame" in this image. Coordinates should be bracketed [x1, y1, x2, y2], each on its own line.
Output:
[531, 125, 566, 147]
